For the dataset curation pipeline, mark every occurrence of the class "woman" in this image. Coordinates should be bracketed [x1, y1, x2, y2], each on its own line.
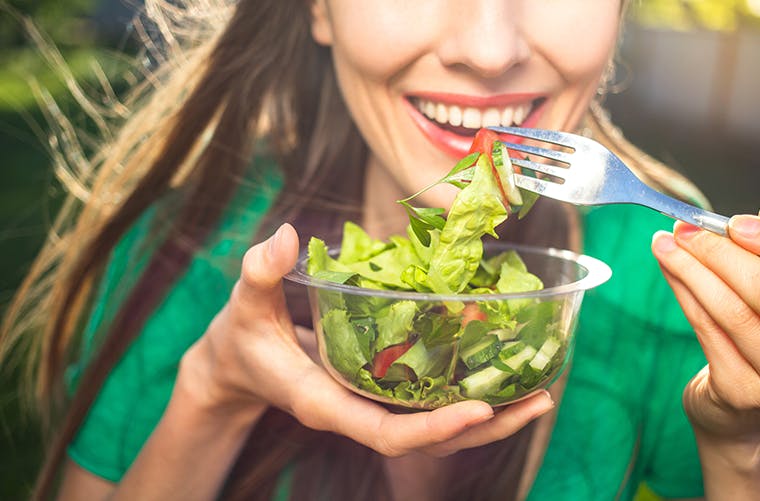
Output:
[3, 0, 759, 499]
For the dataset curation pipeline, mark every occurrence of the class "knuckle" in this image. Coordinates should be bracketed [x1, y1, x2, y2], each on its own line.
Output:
[696, 233, 725, 259]
[374, 436, 405, 457]
[229, 281, 246, 307]
[723, 299, 759, 333]
[747, 268, 760, 292]
[227, 282, 256, 325]
[711, 376, 760, 412]
[722, 391, 756, 412]
[289, 385, 324, 430]
[373, 416, 406, 457]
[424, 411, 453, 443]
[732, 381, 760, 411]
[240, 246, 265, 286]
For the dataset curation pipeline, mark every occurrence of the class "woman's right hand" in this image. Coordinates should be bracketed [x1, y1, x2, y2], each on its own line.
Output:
[179, 223, 555, 458]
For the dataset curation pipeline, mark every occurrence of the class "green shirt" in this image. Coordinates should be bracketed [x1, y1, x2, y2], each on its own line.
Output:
[68, 160, 706, 499]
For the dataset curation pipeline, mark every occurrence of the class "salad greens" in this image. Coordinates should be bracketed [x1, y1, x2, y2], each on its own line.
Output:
[307, 129, 566, 408]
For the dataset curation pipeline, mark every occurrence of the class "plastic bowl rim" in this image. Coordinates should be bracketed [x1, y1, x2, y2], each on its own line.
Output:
[284, 242, 612, 302]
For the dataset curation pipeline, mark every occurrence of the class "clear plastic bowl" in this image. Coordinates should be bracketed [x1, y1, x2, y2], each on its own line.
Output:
[285, 242, 611, 410]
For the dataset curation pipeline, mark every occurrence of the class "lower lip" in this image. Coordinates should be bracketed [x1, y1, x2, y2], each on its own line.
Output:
[404, 99, 548, 159]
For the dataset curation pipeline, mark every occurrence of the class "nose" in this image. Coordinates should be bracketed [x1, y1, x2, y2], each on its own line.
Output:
[436, 1, 531, 79]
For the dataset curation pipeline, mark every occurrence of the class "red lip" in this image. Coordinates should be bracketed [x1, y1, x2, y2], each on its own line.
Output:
[404, 95, 548, 159]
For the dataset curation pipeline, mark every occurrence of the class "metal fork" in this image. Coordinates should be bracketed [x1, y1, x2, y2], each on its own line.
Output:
[488, 126, 730, 236]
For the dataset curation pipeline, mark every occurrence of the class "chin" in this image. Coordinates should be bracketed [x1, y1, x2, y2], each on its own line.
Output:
[415, 183, 459, 211]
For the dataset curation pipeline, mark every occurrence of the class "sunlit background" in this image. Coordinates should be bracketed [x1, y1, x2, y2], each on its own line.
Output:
[608, 0, 760, 217]
[1, 1, 759, 499]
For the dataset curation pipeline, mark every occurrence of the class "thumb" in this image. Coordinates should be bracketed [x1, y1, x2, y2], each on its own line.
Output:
[727, 214, 760, 255]
[235, 223, 300, 314]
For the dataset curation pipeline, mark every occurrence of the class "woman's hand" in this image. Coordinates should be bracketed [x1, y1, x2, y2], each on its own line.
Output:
[652, 214, 760, 495]
[180, 223, 554, 458]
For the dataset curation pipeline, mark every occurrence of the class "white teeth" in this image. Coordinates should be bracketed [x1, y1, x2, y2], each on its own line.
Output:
[462, 107, 481, 128]
[435, 103, 448, 124]
[513, 104, 530, 126]
[424, 101, 435, 119]
[448, 105, 462, 126]
[415, 98, 535, 129]
[482, 108, 501, 127]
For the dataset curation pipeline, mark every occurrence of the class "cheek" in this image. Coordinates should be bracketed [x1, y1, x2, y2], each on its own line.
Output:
[326, 3, 438, 83]
[528, 3, 621, 83]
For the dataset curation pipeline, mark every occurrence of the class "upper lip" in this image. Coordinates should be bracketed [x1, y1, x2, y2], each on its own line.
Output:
[406, 91, 545, 108]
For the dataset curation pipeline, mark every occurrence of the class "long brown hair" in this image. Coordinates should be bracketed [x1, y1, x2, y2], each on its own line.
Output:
[2, 0, 706, 499]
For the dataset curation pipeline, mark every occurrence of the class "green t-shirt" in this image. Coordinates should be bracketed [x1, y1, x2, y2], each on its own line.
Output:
[68, 160, 706, 499]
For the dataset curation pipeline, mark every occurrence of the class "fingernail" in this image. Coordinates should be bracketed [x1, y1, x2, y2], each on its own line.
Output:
[674, 221, 700, 240]
[652, 230, 677, 254]
[527, 391, 555, 420]
[467, 410, 495, 427]
[729, 215, 760, 239]
[268, 225, 284, 255]
[539, 390, 555, 408]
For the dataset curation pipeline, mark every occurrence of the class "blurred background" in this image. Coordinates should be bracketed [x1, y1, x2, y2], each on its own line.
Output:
[1, 0, 758, 499]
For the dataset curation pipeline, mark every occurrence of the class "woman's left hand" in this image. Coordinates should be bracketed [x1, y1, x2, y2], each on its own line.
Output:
[652, 214, 760, 460]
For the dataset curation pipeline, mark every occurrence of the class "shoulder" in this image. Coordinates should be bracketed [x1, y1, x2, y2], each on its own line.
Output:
[68, 153, 284, 481]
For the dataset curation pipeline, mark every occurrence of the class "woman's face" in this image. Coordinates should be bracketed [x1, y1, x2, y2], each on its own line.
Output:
[311, 0, 622, 207]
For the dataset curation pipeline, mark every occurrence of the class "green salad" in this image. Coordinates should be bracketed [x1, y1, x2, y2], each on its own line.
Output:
[306, 129, 566, 408]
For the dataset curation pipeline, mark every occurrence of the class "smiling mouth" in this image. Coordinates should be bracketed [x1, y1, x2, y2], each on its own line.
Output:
[408, 96, 547, 137]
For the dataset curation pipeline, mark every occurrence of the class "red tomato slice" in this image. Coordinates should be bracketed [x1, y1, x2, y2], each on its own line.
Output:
[461, 303, 487, 326]
[371, 342, 413, 379]
[468, 128, 499, 158]
[467, 129, 509, 204]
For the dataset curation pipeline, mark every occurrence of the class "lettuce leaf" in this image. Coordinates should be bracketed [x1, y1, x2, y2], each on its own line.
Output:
[322, 309, 368, 379]
[338, 221, 390, 264]
[390, 338, 451, 379]
[374, 300, 417, 352]
[426, 153, 508, 294]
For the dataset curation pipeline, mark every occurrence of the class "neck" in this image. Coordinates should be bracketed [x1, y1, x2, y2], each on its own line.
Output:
[361, 155, 411, 240]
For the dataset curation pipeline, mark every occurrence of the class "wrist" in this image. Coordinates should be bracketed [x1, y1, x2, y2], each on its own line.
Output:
[695, 428, 760, 482]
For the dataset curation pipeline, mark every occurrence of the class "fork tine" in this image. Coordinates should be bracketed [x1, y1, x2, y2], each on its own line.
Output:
[510, 157, 569, 180]
[513, 173, 575, 203]
[500, 141, 573, 164]
[488, 126, 575, 146]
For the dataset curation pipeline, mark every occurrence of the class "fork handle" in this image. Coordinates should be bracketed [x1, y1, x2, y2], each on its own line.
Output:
[637, 185, 730, 236]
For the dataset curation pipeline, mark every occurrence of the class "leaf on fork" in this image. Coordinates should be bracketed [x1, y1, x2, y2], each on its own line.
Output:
[398, 202, 446, 247]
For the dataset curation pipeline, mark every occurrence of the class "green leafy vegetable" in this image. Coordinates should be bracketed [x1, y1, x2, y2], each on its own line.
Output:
[375, 300, 417, 352]
[426, 153, 508, 295]
[322, 309, 368, 379]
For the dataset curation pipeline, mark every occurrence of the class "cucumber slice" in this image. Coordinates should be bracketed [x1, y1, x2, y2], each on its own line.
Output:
[459, 334, 502, 369]
[459, 365, 512, 399]
[529, 337, 561, 372]
[489, 325, 519, 342]
[498, 341, 523, 358]
[500, 345, 537, 372]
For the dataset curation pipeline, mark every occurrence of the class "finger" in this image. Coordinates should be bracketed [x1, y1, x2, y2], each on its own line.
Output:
[234, 223, 300, 318]
[657, 263, 746, 372]
[290, 369, 496, 456]
[653, 230, 760, 372]
[422, 391, 554, 457]
[672, 220, 760, 314]
[657, 259, 760, 412]
[728, 214, 760, 255]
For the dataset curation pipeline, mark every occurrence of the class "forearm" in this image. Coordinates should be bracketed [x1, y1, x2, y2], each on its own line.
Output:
[110, 361, 267, 501]
[696, 430, 760, 501]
